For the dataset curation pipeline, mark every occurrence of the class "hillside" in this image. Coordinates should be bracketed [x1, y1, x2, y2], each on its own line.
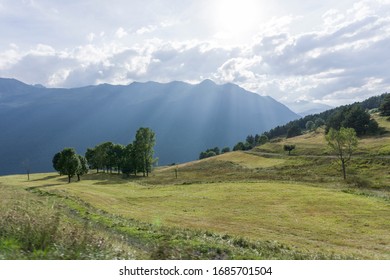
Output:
[152, 114, 390, 189]
[1, 115, 389, 260]
[0, 78, 299, 175]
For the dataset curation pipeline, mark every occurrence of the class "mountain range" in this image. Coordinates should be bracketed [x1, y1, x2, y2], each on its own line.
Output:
[0, 78, 299, 175]
[285, 100, 333, 117]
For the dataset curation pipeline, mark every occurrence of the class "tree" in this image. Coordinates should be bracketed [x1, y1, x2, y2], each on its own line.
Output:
[199, 148, 218, 159]
[367, 118, 380, 134]
[246, 135, 256, 148]
[206, 151, 216, 158]
[342, 105, 371, 136]
[221, 147, 230, 153]
[286, 124, 301, 138]
[257, 134, 269, 145]
[208, 147, 220, 155]
[199, 151, 208, 159]
[326, 109, 345, 133]
[305, 120, 315, 132]
[245, 134, 268, 149]
[21, 159, 31, 180]
[326, 127, 358, 180]
[233, 142, 245, 151]
[109, 143, 125, 174]
[121, 143, 136, 176]
[379, 94, 390, 116]
[326, 105, 379, 136]
[85, 148, 98, 172]
[52, 152, 62, 174]
[133, 127, 156, 177]
[93, 143, 109, 172]
[314, 118, 325, 128]
[96, 142, 114, 172]
[76, 155, 89, 181]
[283, 144, 296, 155]
[55, 148, 81, 183]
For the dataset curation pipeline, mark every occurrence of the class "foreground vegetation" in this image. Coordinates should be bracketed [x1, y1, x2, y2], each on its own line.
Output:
[1, 169, 389, 260]
[1, 174, 348, 260]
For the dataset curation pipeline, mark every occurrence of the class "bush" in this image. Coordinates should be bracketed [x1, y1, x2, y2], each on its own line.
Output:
[346, 176, 372, 189]
[283, 145, 296, 155]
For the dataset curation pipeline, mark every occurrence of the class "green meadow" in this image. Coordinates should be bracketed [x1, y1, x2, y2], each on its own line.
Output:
[1, 115, 390, 260]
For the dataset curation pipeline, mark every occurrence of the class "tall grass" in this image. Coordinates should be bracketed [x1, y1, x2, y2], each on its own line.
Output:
[0, 185, 127, 259]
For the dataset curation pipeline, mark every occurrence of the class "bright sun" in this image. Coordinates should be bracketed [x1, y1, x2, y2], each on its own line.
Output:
[213, 0, 262, 37]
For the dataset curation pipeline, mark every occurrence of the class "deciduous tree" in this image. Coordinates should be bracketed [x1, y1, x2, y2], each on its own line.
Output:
[133, 127, 156, 177]
[326, 127, 358, 180]
[283, 144, 296, 155]
[55, 148, 81, 183]
[121, 143, 136, 176]
[52, 152, 62, 174]
[76, 155, 88, 181]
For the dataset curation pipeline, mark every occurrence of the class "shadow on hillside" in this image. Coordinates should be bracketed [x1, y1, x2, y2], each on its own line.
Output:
[38, 183, 63, 188]
[30, 175, 60, 182]
[25, 183, 62, 192]
[78, 172, 145, 186]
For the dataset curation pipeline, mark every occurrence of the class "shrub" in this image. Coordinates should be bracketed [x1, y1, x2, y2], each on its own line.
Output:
[283, 145, 296, 155]
[346, 176, 372, 189]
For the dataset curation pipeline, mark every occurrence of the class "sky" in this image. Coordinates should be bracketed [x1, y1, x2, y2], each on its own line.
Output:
[0, 0, 390, 106]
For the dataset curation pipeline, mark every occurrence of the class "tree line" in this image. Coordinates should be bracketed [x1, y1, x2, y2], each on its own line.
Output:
[53, 127, 156, 183]
[232, 134, 269, 152]
[199, 146, 230, 160]
[199, 134, 269, 159]
[234, 92, 390, 146]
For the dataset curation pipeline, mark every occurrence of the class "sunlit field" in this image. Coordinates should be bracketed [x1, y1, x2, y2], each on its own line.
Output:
[1, 122, 390, 260]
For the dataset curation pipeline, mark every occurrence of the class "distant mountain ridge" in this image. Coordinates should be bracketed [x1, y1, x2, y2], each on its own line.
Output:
[0, 78, 299, 175]
[285, 100, 333, 116]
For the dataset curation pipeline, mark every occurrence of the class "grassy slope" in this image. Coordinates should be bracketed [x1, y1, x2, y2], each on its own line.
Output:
[1, 114, 390, 259]
[30, 175, 390, 258]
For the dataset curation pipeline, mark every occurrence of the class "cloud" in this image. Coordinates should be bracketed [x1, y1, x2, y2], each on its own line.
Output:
[115, 27, 128, 39]
[215, 57, 261, 83]
[239, 2, 390, 104]
[0, 0, 389, 106]
[136, 25, 158, 35]
[0, 46, 21, 69]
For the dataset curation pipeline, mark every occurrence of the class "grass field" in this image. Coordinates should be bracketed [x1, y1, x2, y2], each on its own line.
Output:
[1, 115, 390, 260]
